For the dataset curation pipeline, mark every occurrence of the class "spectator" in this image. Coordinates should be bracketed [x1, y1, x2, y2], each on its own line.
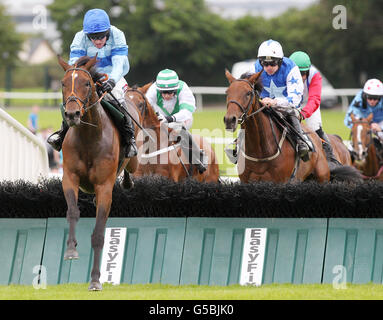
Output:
[27, 105, 40, 134]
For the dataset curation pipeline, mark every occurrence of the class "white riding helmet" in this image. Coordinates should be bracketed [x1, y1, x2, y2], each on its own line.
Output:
[156, 69, 180, 91]
[363, 79, 383, 96]
[257, 39, 284, 60]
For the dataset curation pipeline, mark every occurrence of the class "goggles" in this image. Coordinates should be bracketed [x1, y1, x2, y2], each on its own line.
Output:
[87, 30, 109, 41]
[161, 90, 176, 95]
[366, 95, 380, 101]
[261, 60, 278, 67]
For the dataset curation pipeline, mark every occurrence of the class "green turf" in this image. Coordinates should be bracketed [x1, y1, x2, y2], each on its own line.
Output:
[0, 283, 382, 300]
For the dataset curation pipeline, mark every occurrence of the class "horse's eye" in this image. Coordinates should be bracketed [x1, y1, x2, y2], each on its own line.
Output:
[86, 81, 91, 87]
[247, 91, 252, 96]
[61, 81, 65, 87]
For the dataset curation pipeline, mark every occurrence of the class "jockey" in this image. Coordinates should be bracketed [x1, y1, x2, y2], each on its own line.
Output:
[289, 51, 340, 168]
[145, 69, 208, 173]
[255, 39, 309, 161]
[48, 8, 137, 158]
[344, 78, 383, 139]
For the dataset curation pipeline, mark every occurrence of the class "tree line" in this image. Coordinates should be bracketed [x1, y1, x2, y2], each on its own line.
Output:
[1, 0, 382, 89]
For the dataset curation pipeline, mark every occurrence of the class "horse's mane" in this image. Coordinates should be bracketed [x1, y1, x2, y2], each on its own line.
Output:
[75, 56, 104, 84]
[240, 72, 263, 93]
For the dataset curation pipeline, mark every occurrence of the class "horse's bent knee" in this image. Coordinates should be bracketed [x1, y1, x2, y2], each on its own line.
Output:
[91, 232, 104, 250]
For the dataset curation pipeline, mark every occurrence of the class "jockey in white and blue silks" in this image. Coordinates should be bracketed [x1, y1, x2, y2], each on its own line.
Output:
[344, 79, 383, 134]
[254, 39, 309, 161]
[48, 8, 137, 158]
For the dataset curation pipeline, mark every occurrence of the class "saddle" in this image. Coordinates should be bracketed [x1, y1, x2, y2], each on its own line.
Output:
[264, 107, 315, 154]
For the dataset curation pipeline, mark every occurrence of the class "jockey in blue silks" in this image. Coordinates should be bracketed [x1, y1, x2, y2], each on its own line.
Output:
[48, 8, 137, 158]
[254, 39, 309, 161]
[344, 79, 383, 140]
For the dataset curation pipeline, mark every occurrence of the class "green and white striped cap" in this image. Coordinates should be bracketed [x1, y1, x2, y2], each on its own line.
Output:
[156, 69, 179, 91]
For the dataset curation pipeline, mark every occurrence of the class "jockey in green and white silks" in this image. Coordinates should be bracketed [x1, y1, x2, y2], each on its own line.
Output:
[146, 69, 195, 130]
[146, 69, 207, 173]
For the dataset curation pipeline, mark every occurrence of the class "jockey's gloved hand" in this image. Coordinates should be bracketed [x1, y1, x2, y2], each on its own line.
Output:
[158, 114, 175, 123]
[101, 79, 116, 93]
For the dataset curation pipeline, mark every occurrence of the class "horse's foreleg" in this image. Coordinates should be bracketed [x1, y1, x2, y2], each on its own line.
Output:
[88, 181, 114, 291]
[63, 177, 80, 260]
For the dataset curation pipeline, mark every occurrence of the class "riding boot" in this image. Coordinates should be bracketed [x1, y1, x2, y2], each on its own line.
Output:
[47, 120, 69, 152]
[116, 100, 138, 158]
[316, 128, 342, 168]
[179, 129, 207, 174]
[286, 110, 310, 162]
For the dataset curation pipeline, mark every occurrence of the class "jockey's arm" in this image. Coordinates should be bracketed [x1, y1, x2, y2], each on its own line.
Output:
[68, 31, 87, 65]
[301, 72, 322, 119]
[275, 66, 304, 108]
[109, 29, 130, 82]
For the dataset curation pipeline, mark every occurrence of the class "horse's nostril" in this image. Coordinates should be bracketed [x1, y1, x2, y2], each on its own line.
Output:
[64, 111, 68, 117]
[75, 111, 81, 117]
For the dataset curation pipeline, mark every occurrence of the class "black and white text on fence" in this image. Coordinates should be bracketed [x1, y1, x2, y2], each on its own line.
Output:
[240, 228, 267, 286]
[100, 228, 127, 285]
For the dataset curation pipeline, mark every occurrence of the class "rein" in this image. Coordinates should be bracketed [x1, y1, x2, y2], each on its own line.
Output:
[63, 67, 107, 118]
[226, 79, 266, 124]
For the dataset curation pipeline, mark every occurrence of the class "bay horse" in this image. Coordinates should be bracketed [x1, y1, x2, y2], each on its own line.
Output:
[223, 70, 360, 183]
[125, 83, 220, 183]
[327, 134, 353, 166]
[58, 55, 140, 291]
[350, 113, 383, 180]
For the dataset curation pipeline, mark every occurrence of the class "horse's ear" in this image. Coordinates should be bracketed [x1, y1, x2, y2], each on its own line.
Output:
[84, 54, 98, 70]
[367, 112, 373, 122]
[225, 68, 236, 84]
[57, 55, 71, 71]
[140, 82, 153, 94]
[249, 70, 263, 85]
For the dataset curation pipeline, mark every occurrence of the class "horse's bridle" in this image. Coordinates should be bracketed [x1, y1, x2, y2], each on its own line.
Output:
[226, 79, 265, 124]
[350, 119, 373, 161]
[62, 67, 106, 116]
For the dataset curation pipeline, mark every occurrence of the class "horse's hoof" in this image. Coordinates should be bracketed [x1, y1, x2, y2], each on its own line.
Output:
[64, 249, 79, 260]
[120, 178, 134, 190]
[88, 282, 102, 291]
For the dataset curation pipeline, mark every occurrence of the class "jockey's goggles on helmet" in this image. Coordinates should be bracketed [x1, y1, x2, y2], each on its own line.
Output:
[161, 90, 176, 95]
[87, 30, 109, 40]
[366, 95, 380, 101]
[260, 58, 279, 67]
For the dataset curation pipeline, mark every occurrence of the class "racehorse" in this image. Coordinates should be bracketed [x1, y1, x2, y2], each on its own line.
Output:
[125, 83, 220, 183]
[327, 134, 353, 166]
[57, 55, 140, 290]
[350, 113, 383, 180]
[223, 70, 360, 183]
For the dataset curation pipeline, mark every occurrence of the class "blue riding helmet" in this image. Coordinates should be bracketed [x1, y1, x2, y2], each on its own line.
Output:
[83, 9, 110, 34]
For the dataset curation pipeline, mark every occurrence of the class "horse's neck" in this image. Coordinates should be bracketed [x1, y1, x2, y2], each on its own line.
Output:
[243, 110, 277, 156]
[366, 144, 380, 173]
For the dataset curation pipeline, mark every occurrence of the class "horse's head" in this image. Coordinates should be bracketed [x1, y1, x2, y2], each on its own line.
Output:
[223, 69, 263, 132]
[350, 112, 373, 163]
[58, 55, 98, 127]
[125, 82, 159, 128]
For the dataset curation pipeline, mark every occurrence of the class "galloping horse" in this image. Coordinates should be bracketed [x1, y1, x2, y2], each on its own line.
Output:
[224, 69, 349, 183]
[350, 113, 383, 180]
[58, 55, 140, 290]
[125, 83, 220, 183]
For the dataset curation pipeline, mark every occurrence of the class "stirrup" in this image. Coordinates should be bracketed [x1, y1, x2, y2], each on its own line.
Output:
[47, 132, 63, 152]
[298, 144, 310, 162]
[125, 142, 138, 158]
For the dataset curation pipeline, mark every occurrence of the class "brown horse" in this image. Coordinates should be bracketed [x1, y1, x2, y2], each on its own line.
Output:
[57, 55, 140, 291]
[327, 134, 353, 166]
[125, 83, 220, 183]
[223, 70, 360, 183]
[350, 113, 383, 180]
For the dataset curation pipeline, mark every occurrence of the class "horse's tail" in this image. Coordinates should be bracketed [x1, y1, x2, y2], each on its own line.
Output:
[330, 165, 363, 183]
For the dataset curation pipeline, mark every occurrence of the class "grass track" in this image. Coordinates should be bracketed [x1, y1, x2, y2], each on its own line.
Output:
[1, 283, 382, 300]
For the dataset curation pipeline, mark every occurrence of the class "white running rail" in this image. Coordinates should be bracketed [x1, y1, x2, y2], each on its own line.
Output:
[0, 108, 49, 183]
